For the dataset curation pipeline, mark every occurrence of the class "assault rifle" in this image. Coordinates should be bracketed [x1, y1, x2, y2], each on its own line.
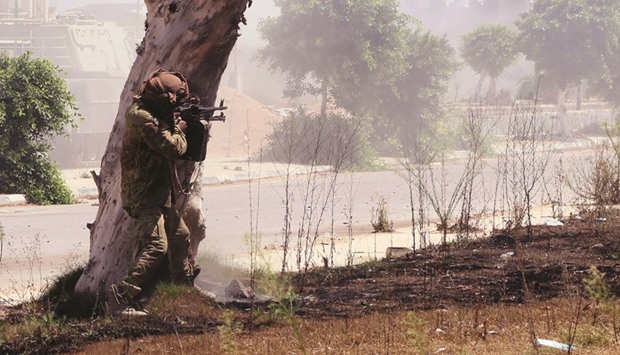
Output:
[176, 99, 227, 123]
[175, 99, 227, 162]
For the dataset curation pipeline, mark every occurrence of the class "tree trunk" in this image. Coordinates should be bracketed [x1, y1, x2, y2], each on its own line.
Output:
[557, 87, 569, 138]
[576, 80, 583, 111]
[74, 0, 251, 301]
[475, 74, 485, 102]
[486, 76, 496, 104]
[320, 78, 328, 119]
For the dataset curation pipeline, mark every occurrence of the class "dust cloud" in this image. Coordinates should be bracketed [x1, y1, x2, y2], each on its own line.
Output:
[1, 0, 541, 165]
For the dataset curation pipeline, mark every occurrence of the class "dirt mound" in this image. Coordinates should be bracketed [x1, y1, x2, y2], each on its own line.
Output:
[207, 86, 283, 157]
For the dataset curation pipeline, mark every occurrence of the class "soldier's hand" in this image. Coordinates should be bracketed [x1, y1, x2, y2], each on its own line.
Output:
[176, 119, 187, 133]
[145, 122, 158, 133]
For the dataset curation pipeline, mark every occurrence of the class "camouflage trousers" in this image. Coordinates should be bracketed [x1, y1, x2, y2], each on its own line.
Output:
[123, 206, 193, 291]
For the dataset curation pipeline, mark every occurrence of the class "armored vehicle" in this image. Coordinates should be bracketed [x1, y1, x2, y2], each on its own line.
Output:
[0, 3, 134, 165]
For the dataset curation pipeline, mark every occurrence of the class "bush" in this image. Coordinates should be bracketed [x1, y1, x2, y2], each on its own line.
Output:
[0, 152, 75, 205]
[264, 108, 379, 170]
[370, 195, 394, 233]
[0, 52, 79, 204]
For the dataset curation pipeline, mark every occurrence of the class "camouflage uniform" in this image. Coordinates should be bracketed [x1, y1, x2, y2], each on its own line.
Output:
[119, 100, 192, 300]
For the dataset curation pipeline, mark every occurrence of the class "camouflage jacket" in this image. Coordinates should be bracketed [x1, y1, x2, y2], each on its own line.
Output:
[121, 101, 187, 216]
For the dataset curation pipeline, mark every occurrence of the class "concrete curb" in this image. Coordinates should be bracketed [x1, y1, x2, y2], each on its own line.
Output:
[0, 194, 26, 206]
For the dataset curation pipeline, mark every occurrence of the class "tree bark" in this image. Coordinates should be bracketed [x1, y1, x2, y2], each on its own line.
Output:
[557, 87, 569, 138]
[486, 76, 496, 104]
[74, 0, 251, 300]
[474, 74, 485, 102]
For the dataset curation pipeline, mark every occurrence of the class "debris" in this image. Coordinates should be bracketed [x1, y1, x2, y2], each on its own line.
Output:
[500, 252, 515, 259]
[225, 279, 255, 299]
[386, 247, 413, 260]
[435, 348, 447, 353]
[536, 339, 576, 351]
[304, 295, 318, 304]
[545, 218, 564, 226]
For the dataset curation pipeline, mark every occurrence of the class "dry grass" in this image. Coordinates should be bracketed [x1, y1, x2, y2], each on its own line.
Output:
[3, 218, 620, 354]
[72, 297, 619, 354]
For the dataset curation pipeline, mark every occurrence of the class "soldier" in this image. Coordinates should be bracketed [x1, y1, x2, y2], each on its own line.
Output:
[110, 68, 196, 315]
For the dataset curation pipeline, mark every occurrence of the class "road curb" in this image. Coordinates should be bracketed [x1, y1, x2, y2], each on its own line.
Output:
[0, 168, 333, 206]
[0, 194, 27, 206]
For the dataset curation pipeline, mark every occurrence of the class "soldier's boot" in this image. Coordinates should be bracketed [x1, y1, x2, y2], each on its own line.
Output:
[196, 286, 217, 301]
[110, 281, 148, 317]
[189, 265, 201, 284]
[170, 272, 193, 286]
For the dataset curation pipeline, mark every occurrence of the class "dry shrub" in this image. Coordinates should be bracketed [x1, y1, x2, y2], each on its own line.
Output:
[371, 195, 394, 233]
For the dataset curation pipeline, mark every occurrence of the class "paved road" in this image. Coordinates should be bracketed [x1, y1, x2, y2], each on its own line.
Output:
[0, 169, 413, 301]
[0, 147, 594, 301]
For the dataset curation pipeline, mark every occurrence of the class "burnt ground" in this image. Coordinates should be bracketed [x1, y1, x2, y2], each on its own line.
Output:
[1, 215, 620, 354]
[296, 217, 620, 319]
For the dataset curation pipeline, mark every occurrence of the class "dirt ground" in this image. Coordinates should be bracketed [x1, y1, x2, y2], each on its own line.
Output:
[1, 213, 620, 354]
[297, 217, 620, 319]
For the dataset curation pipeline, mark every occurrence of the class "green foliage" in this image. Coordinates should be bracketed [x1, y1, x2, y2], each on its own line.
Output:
[268, 286, 302, 322]
[218, 310, 242, 355]
[461, 24, 518, 79]
[402, 312, 429, 354]
[0, 52, 79, 204]
[258, 0, 458, 148]
[583, 266, 610, 303]
[265, 283, 306, 354]
[381, 27, 458, 146]
[36, 266, 102, 318]
[38, 266, 85, 305]
[258, 0, 411, 100]
[370, 194, 393, 233]
[516, 0, 620, 90]
[264, 108, 379, 170]
[2, 152, 76, 205]
[156, 282, 192, 298]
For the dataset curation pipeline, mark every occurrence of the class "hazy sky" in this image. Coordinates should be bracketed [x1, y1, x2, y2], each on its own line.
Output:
[52, 0, 275, 43]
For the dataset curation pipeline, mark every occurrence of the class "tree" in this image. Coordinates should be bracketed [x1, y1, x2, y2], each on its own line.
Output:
[0, 52, 78, 205]
[258, 0, 457, 151]
[460, 24, 518, 102]
[515, 0, 620, 134]
[257, 0, 411, 118]
[384, 28, 458, 145]
[74, 0, 251, 302]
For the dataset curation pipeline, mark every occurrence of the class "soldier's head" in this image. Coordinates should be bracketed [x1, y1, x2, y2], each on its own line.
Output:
[136, 68, 189, 111]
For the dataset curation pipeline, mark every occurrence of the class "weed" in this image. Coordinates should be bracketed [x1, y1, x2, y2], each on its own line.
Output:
[268, 286, 302, 322]
[402, 312, 429, 354]
[565, 323, 613, 347]
[155, 282, 192, 298]
[583, 266, 610, 304]
[2, 233, 46, 302]
[582, 265, 620, 341]
[218, 310, 242, 355]
[254, 272, 306, 353]
[36, 265, 102, 318]
[371, 194, 394, 233]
